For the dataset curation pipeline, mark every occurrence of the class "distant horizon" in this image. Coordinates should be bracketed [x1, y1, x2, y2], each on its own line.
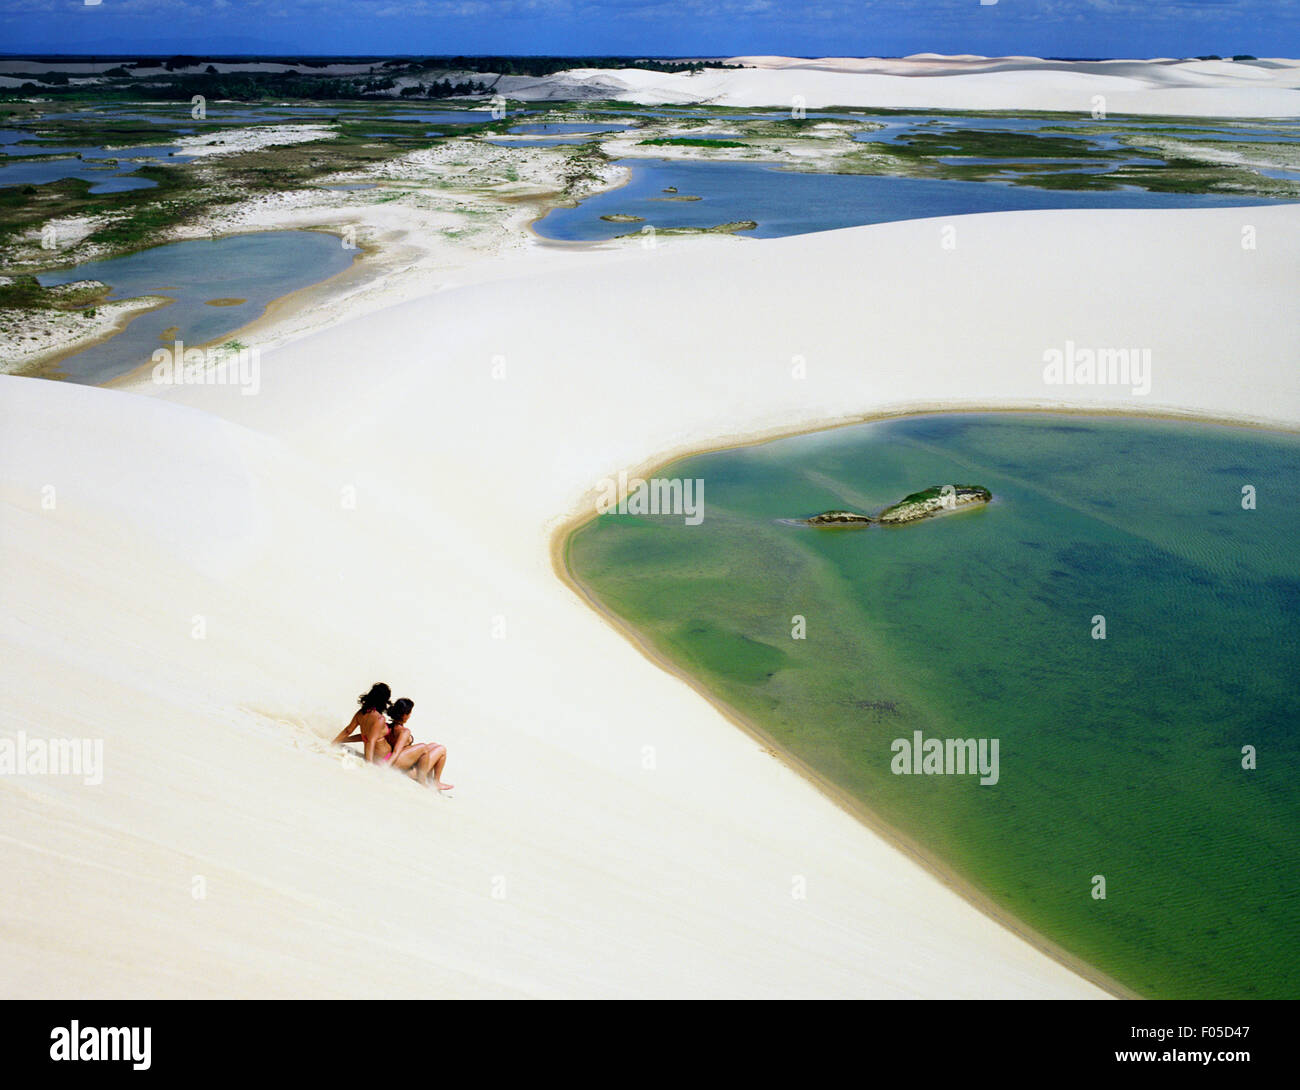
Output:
[0, 51, 1286, 62]
[1, 1, 1294, 60]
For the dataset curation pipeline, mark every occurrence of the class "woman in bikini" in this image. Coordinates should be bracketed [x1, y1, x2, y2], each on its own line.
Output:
[333, 682, 394, 761]
[334, 686, 451, 790]
[386, 698, 453, 792]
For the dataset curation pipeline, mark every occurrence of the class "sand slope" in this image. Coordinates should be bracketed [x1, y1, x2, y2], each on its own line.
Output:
[500, 55, 1300, 117]
[3, 204, 1298, 997]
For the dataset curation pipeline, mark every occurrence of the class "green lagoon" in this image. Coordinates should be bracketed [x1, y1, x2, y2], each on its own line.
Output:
[566, 413, 1300, 998]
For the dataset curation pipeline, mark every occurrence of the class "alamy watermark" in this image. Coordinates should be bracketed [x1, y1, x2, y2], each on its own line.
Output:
[595, 470, 704, 525]
[0, 731, 103, 785]
[151, 340, 260, 395]
[1042, 340, 1151, 396]
[50, 1022, 150, 1070]
[891, 730, 999, 786]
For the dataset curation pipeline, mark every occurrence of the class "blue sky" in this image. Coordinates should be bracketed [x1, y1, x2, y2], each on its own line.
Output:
[2, 1, 1295, 59]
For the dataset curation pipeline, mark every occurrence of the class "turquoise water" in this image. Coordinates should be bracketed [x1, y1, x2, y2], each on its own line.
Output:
[535, 158, 1281, 241]
[35, 231, 357, 384]
[567, 414, 1300, 997]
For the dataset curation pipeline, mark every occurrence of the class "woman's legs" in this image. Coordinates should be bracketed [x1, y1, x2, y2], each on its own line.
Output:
[391, 743, 430, 783]
[413, 748, 436, 787]
[426, 745, 452, 791]
[383, 741, 450, 791]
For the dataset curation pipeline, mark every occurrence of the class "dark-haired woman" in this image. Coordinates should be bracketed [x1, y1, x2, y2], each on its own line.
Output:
[333, 682, 397, 763]
[387, 698, 453, 792]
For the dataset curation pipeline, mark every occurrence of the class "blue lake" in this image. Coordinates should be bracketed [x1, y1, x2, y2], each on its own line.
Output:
[852, 114, 1300, 155]
[533, 158, 1282, 242]
[0, 156, 160, 193]
[371, 110, 500, 125]
[507, 122, 628, 135]
[35, 231, 358, 384]
[0, 130, 189, 191]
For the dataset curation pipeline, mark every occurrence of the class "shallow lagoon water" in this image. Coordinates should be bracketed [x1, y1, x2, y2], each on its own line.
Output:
[0, 125, 188, 191]
[852, 113, 1300, 155]
[1, 144, 111, 158]
[1, 143, 189, 161]
[485, 137, 593, 148]
[0, 156, 159, 193]
[535, 158, 1280, 241]
[36, 230, 357, 384]
[39, 104, 339, 125]
[373, 109, 500, 125]
[507, 121, 628, 135]
[567, 413, 1300, 998]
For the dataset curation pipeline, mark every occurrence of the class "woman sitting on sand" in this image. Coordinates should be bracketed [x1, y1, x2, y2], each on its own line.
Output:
[333, 682, 394, 761]
[333, 684, 419, 767]
[386, 698, 453, 792]
[333, 685, 451, 790]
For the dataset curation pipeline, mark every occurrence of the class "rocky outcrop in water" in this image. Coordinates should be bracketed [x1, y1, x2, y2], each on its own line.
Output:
[801, 485, 991, 529]
[804, 509, 872, 527]
[877, 485, 991, 524]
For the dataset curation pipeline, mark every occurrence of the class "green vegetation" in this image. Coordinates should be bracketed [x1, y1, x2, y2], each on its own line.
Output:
[999, 170, 1120, 192]
[0, 115, 462, 267]
[388, 56, 743, 77]
[878, 484, 991, 524]
[5, 116, 197, 151]
[639, 136, 748, 149]
[0, 162, 217, 259]
[10, 70, 489, 103]
[0, 56, 747, 103]
[816, 120, 1295, 198]
[1, 93, 1291, 280]
[0, 274, 109, 309]
[887, 483, 988, 507]
[1107, 157, 1285, 195]
[559, 140, 614, 197]
[888, 128, 1114, 161]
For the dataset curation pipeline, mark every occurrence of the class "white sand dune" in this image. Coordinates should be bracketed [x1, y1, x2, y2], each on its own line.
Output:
[501, 55, 1300, 116]
[2, 203, 1298, 997]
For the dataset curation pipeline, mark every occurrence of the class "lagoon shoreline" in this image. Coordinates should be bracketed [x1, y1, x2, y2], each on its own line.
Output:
[7, 69, 1299, 382]
[3, 82, 1298, 995]
[553, 406, 1300, 1001]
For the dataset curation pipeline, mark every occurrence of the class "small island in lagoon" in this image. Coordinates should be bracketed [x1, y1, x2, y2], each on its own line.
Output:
[803, 509, 874, 527]
[802, 484, 992, 528]
[879, 484, 992, 524]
